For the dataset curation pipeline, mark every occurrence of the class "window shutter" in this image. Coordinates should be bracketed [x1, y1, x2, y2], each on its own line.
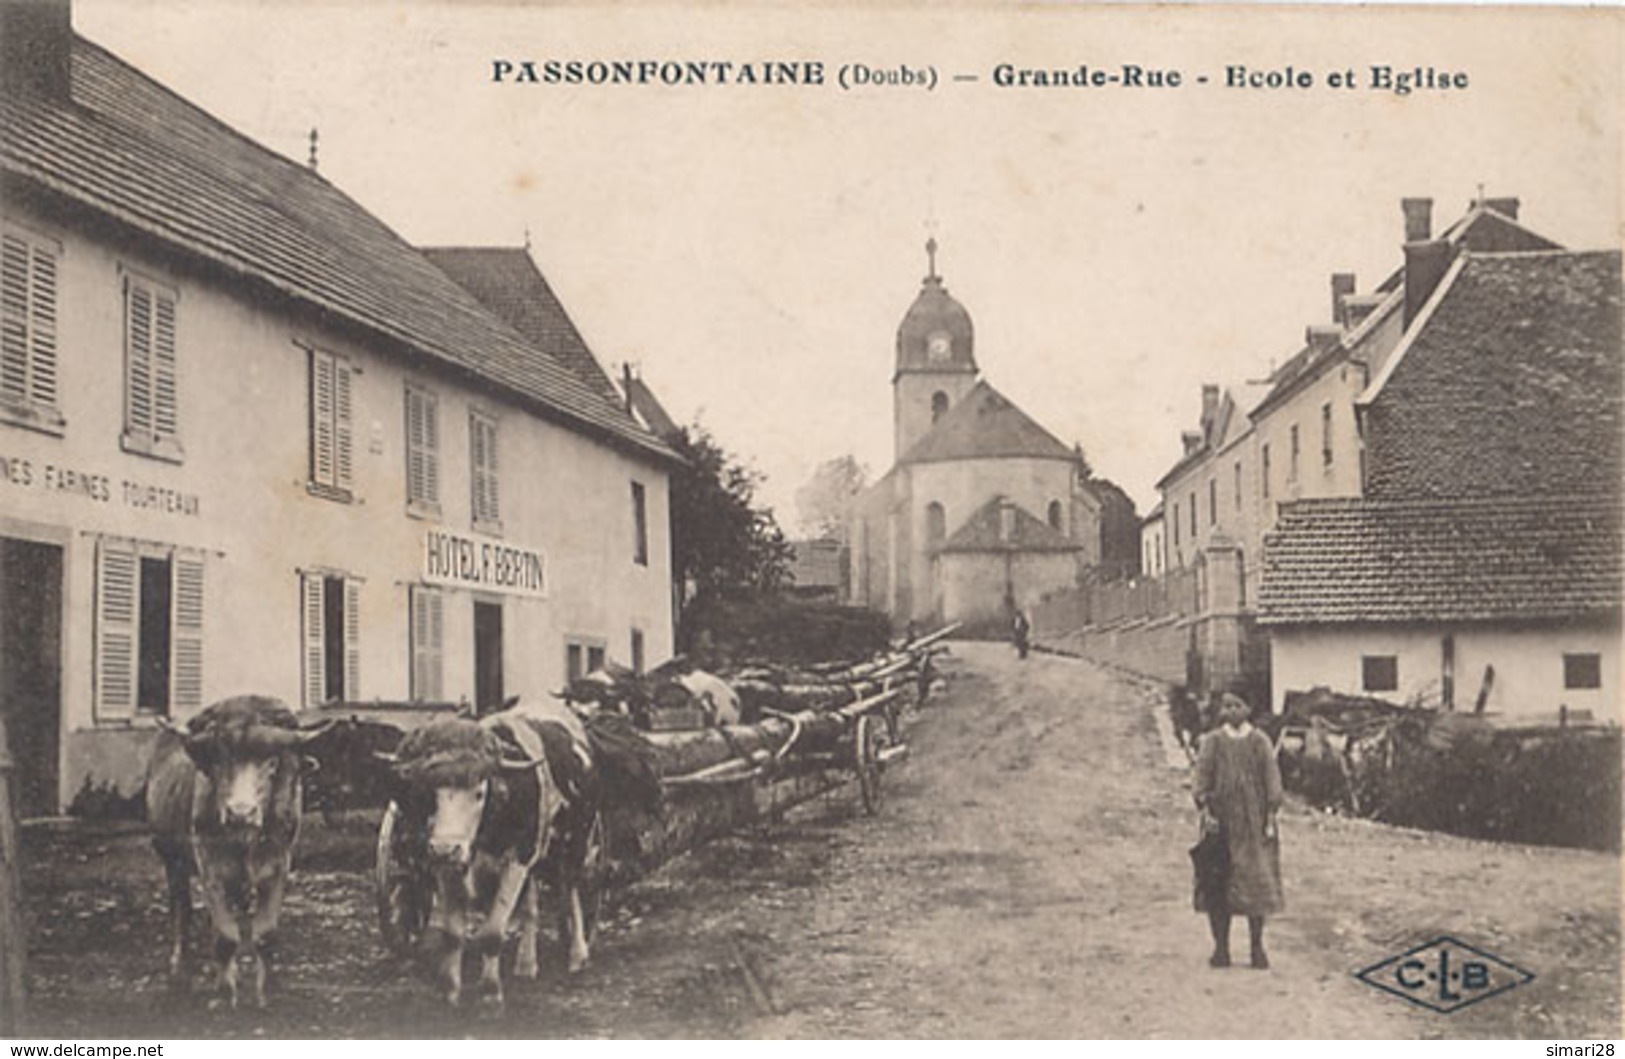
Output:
[344, 578, 361, 700]
[153, 289, 178, 441]
[470, 414, 487, 521]
[125, 280, 153, 436]
[301, 573, 326, 707]
[1, 233, 29, 400]
[406, 389, 425, 504]
[1, 232, 58, 408]
[171, 554, 205, 711]
[334, 359, 354, 491]
[411, 586, 444, 701]
[484, 419, 499, 519]
[28, 244, 56, 406]
[311, 352, 335, 487]
[422, 391, 438, 504]
[95, 540, 139, 720]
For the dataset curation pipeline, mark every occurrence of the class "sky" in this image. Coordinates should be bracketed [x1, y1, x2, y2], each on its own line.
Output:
[73, 1, 1622, 524]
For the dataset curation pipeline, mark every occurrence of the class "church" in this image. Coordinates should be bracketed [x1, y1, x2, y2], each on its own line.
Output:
[849, 241, 1130, 634]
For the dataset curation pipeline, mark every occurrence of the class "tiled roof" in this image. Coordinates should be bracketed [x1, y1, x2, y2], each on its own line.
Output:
[901, 380, 1077, 465]
[1258, 495, 1622, 625]
[0, 37, 677, 466]
[1252, 204, 1560, 419]
[422, 247, 623, 405]
[623, 374, 680, 438]
[937, 497, 1081, 554]
[1361, 251, 1623, 499]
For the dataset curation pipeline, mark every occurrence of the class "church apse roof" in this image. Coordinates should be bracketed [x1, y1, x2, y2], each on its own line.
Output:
[937, 496, 1081, 554]
[900, 380, 1079, 466]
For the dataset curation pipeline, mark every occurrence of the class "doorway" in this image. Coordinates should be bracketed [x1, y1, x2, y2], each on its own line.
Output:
[0, 537, 62, 818]
[473, 601, 503, 711]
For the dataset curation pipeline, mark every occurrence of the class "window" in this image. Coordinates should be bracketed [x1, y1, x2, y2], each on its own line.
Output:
[1207, 479, 1216, 526]
[0, 225, 62, 432]
[121, 273, 182, 460]
[308, 347, 355, 499]
[631, 481, 648, 565]
[631, 628, 645, 675]
[1233, 461, 1242, 510]
[409, 585, 444, 701]
[1172, 502, 1180, 545]
[1288, 425, 1301, 482]
[1362, 655, 1398, 693]
[1563, 653, 1602, 690]
[565, 637, 607, 682]
[931, 391, 948, 422]
[470, 410, 501, 530]
[94, 538, 204, 720]
[1047, 500, 1064, 532]
[1261, 444, 1272, 499]
[301, 571, 359, 706]
[925, 501, 947, 545]
[404, 385, 440, 515]
[1321, 403, 1333, 467]
[1189, 494, 1197, 537]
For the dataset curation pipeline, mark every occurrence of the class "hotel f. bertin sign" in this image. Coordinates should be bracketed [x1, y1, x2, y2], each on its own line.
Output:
[423, 528, 546, 598]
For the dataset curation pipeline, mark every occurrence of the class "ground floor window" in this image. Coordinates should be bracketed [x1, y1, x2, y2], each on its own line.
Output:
[631, 628, 645, 675]
[1361, 654, 1399, 694]
[95, 538, 204, 721]
[566, 637, 607, 682]
[1563, 653, 1602, 690]
[302, 570, 359, 706]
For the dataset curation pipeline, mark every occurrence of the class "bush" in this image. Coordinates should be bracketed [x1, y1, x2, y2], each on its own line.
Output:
[679, 593, 892, 669]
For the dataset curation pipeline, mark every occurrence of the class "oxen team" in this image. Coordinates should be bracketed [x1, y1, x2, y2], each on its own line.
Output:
[144, 692, 612, 1010]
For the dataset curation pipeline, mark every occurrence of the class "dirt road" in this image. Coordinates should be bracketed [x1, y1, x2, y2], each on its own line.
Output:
[19, 643, 1621, 1038]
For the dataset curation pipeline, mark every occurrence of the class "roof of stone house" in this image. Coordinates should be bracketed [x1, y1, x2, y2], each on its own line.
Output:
[1359, 250, 1623, 500]
[1251, 202, 1563, 420]
[936, 496, 1082, 554]
[421, 246, 623, 405]
[786, 538, 844, 589]
[1153, 381, 1272, 490]
[900, 380, 1077, 466]
[1257, 494, 1622, 626]
[0, 34, 677, 466]
[622, 373, 681, 438]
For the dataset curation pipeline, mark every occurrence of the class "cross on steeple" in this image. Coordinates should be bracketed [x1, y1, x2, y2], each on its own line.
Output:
[926, 236, 939, 282]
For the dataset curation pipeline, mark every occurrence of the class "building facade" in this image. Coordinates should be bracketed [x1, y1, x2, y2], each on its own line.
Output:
[849, 242, 1129, 634]
[1259, 249, 1622, 718]
[0, 6, 677, 814]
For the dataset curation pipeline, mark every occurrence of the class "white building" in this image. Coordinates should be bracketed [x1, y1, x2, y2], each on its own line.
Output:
[0, 4, 678, 814]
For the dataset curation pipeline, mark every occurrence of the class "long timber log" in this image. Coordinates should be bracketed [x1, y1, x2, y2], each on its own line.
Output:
[603, 688, 904, 878]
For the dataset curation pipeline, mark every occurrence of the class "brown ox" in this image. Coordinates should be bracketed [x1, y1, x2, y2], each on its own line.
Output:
[145, 695, 328, 1008]
[382, 700, 604, 1008]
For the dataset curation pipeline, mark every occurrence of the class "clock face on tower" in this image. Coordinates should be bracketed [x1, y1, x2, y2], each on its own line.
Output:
[927, 332, 951, 362]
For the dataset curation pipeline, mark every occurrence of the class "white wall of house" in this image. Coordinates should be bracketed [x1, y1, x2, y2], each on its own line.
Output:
[1269, 621, 1620, 721]
[0, 204, 673, 807]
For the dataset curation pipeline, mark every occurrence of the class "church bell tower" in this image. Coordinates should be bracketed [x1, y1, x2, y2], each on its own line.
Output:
[894, 238, 978, 461]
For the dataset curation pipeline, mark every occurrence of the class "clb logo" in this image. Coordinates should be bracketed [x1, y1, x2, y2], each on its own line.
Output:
[1355, 935, 1534, 1013]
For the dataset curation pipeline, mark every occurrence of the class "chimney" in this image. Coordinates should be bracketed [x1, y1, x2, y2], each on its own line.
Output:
[1404, 240, 1455, 327]
[1305, 325, 1342, 355]
[1401, 197, 1433, 243]
[1483, 196, 1521, 221]
[1, 0, 73, 100]
[1342, 293, 1385, 329]
[1199, 384, 1219, 434]
[1330, 273, 1357, 326]
[1181, 430, 1203, 457]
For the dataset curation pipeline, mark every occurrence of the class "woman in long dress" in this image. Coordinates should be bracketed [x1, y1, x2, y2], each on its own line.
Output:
[1194, 692, 1284, 969]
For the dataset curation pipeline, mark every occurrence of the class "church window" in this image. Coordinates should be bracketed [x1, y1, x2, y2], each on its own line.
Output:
[1047, 500, 1064, 532]
[925, 502, 946, 545]
[931, 391, 948, 423]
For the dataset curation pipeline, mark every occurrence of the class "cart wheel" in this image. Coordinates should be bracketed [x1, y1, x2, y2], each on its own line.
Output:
[375, 799, 427, 955]
[856, 714, 887, 815]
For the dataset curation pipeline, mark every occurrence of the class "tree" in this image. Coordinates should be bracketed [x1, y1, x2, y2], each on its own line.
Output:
[667, 423, 793, 600]
[794, 454, 869, 542]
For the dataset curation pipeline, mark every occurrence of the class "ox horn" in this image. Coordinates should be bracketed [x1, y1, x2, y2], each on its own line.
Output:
[373, 751, 401, 766]
[499, 754, 549, 773]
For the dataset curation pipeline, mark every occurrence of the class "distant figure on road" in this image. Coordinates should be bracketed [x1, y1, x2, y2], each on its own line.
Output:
[1193, 691, 1283, 970]
[1011, 609, 1031, 660]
